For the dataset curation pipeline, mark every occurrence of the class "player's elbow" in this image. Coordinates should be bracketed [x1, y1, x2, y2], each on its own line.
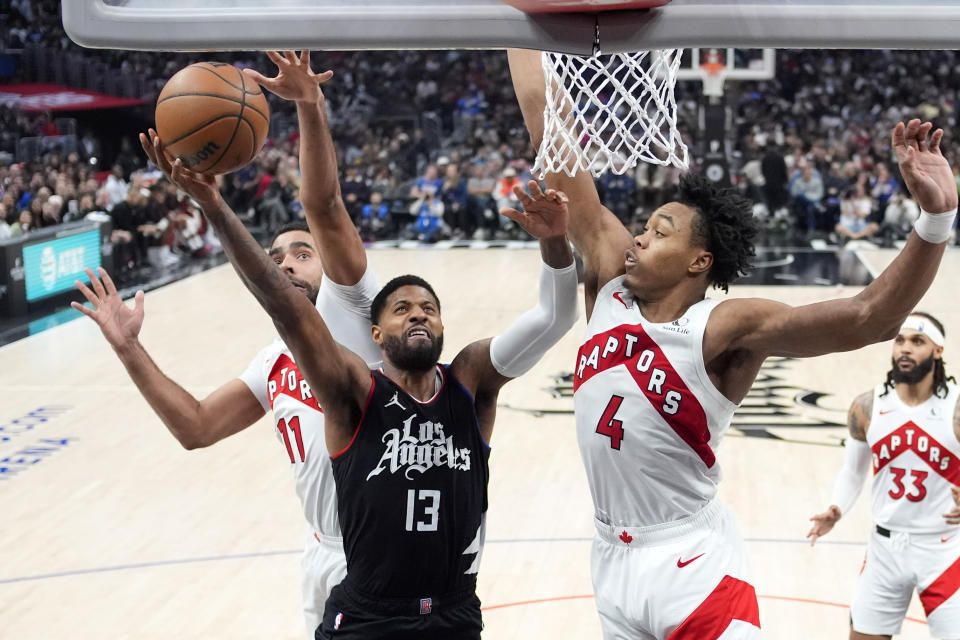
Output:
[176, 428, 214, 451]
[853, 299, 901, 345]
[302, 192, 343, 219]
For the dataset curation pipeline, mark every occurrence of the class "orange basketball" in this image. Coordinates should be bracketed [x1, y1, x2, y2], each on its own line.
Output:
[155, 62, 270, 175]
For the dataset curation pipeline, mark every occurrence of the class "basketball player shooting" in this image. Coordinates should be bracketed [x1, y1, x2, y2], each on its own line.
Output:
[808, 312, 960, 640]
[139, 88, 579, 636]
[76, 50, 383, 639]
[510, 47, 958, 639]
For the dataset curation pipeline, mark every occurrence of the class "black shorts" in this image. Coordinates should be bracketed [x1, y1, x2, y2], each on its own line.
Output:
[315, 581, 483, 640]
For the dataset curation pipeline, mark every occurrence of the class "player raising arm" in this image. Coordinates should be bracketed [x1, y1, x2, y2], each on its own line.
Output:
[139, 124, 578, 638]
[510, 46, 957, 640]
[74, 50, 384, 638]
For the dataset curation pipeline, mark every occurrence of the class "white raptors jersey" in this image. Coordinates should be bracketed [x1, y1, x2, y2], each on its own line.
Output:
[868, 381, 960, 534]
[239, 268, 381, 539]
[573, 276, 737, 527]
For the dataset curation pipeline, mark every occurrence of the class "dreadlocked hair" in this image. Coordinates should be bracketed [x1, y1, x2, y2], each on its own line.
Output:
[880, 311, 956, 399]
[676, 172, 758, 293]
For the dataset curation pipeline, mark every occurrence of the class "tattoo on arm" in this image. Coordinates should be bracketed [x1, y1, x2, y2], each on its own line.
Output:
[847, 392, 873, 442]
[206, 201, 295, 312]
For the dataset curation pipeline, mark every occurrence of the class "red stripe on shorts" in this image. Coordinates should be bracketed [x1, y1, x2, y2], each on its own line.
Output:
[919, 554, 960, 616]
[667, 575, 760, 640]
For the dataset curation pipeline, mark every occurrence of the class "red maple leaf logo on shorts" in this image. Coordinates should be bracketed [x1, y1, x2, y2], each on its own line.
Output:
[619, 530, 633, 544]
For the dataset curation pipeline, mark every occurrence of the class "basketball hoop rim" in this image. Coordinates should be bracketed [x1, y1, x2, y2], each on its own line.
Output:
[701, 62, 727, 76]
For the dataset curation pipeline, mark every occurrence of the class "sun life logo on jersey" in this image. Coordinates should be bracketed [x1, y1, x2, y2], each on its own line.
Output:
[662, 316, 691, 336]
[366, 413, 471, 481]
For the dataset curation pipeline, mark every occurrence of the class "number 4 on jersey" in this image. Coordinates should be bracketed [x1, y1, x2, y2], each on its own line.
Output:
[596, 395, 626, 450]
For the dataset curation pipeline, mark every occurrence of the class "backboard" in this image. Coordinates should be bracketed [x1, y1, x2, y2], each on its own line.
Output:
[63, 0, 960, 52]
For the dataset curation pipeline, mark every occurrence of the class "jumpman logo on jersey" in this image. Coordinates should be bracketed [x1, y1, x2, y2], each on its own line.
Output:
[384, 392, 406, 411]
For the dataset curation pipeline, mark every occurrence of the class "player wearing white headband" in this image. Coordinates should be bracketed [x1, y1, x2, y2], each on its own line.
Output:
[808, 311, 960, 640]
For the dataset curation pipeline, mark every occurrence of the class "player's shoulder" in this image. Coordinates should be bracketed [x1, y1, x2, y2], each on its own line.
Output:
[248, 338, 290, 369]
[851, 389, 875, 413]
[847, 389, 875, 440]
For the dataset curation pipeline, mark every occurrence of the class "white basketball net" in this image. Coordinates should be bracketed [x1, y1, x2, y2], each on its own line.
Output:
[534, 50, 688, 178]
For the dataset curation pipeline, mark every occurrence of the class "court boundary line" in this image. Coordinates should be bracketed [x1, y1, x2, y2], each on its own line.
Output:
[0, 536, 867, 585]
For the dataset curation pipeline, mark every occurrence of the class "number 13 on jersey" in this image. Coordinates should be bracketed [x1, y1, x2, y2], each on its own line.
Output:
[406, 489, 440, 531]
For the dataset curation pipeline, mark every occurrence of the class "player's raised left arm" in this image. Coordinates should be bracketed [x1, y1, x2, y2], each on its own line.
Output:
[243, 50, 367, 285]
[712, 119, 956, 361]
[451, 182, 579, 441]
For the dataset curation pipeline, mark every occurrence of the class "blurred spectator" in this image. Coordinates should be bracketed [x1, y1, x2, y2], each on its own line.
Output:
[341, 164, 370, 223]
[408, 192, 446, 242]
[411, 164, 444, 200]
[760, 145, 789, 216]
[359, 191, 390, 241]
[870, 162, 900, 219]
[110, 186, 149, 270]
[0, 203, 10, 240]
[835, 182, 879, 244]
[879, 191, 920, 245]
[10, 209, 34, 236]
[598, 171, 637, 225]
[790, 164, 825, 234]
[104, 165, 130, 209]
[440, 163, 471, 238]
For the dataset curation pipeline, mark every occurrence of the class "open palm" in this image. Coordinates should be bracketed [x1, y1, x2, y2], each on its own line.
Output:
[242, 50, 333, 105]
[500, 181, 570, 239]
[72, 267, 145, 349]
[892, 119, 958, 214]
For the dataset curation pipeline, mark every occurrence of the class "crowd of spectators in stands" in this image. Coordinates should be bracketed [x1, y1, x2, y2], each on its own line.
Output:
[4, 0, 960, 286]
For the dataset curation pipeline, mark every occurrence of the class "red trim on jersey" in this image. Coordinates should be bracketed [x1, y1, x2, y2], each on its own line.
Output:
[613, 291, 632, 309]
[573, 322, 715, 468]
[667, 575, 760, 640]
[871, 420, 960, 484]
[267, 354, 323, 413]
[919, 554, 960, 616]
[331, 373, 376, 460]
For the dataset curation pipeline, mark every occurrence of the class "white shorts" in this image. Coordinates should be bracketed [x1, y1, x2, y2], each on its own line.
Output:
[591, 500, 761, 640]
[851, 526, 960, 638]
[301, 531, 348, 639]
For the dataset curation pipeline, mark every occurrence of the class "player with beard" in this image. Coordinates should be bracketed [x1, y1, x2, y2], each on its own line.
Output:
[809, 312, 960, 640]
[139, 122, 579, 637]
[76, 51, 388, 638]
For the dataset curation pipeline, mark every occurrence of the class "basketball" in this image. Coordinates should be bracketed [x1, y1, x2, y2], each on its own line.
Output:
[154, 62, 270, 175]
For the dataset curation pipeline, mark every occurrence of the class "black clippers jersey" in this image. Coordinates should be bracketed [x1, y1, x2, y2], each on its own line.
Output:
[332, 366, 490, 598]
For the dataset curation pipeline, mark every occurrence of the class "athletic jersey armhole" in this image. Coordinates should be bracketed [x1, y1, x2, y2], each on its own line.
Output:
[330, 372, 376, 460]
[692, 300, 739, 411]
[446, 365, 492, 451]
[238, 342, 277, 412]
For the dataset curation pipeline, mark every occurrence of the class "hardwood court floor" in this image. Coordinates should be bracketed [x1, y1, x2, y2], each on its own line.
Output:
[1, 247, 956, 639]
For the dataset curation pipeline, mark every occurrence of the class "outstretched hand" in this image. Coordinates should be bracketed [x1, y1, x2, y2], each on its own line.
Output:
[500, 180, 569, 240]
[139, 129, 221, 212]
[892, 119, 958, 214]
[944, 485, 960, 525]
[806, 505, 842, 547]
[242, 50, 333, 105]
[72, 267, 145, 349]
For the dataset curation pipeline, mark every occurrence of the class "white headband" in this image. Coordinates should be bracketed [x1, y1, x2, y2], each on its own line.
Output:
[900, 315, 945, 347]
